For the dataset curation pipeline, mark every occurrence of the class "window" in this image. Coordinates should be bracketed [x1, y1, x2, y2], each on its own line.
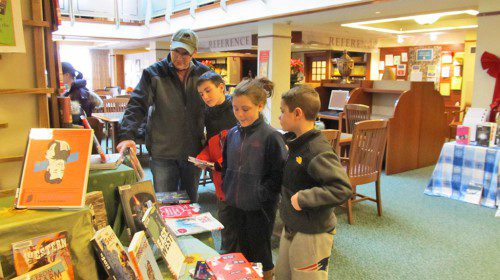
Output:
[311, 60, 327, 81]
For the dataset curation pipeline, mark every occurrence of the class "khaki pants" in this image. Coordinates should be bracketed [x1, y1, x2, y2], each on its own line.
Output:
[275, 228, 335, 280]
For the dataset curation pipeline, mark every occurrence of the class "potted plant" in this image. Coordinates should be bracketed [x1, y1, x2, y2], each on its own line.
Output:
[290, 58, 304, 88]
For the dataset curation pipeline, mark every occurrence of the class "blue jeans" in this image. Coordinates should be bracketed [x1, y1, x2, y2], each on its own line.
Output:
[150, 158, 201, 202]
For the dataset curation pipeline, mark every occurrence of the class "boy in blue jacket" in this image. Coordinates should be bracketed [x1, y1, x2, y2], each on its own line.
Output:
[276, 85, 352, 280]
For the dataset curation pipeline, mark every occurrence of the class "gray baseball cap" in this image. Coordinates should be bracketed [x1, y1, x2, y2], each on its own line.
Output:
[171, 29, 198, 55]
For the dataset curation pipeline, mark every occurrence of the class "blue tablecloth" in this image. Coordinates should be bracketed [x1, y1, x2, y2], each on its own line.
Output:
[425, 142, 500, 208]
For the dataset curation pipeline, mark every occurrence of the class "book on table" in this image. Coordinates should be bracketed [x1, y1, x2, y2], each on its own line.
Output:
[89, 153, 124, 170]
[475, 123, 497, 147]
[15, 128, 93, 209]
[206, 253, 261, 280]
[159, 203, 201, 219]
[91, 226, 138, 280]
[164, 212, 224, 237]
[141, 204, 185, 279]
[128, 231, 163, 280]
[11, 260, 72, 280]
[85, 191, 108, 231]
[156, 190, 190, 205]
[11, 231, 73, 279]
[118, 180, 157, 235]
[455, 125, 470, 145]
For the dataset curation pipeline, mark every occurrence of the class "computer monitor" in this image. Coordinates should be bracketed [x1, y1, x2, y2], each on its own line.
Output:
[328, 90, 349, 111]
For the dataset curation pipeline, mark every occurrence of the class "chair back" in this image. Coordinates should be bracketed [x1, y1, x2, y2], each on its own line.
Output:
[94, 89, 112, 100]
[321, 129, 341, 155]
[115, 94, 131, 99]
[103, 98, 129, 113]
[348, 120, 388, 183]
[344, 104, 371, 133]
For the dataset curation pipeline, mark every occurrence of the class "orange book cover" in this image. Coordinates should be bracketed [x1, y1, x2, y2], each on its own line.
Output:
[16, 129, 93, 209]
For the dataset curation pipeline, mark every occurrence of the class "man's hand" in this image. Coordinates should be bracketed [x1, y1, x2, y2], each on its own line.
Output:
[291, 193, 302, 211]
[117, 140, 137, 154]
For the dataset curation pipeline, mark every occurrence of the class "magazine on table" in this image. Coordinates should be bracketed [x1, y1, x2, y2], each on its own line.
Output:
[156, 191, 190, 205]
[159, 203, 201, 219]
[164, 212, 224, 236]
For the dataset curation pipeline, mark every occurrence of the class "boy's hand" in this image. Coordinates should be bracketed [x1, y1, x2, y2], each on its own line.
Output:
[291, 193, 302, 211]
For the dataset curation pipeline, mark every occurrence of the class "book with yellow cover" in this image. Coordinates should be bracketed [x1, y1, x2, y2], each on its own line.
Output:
[15, 129, 93, 209]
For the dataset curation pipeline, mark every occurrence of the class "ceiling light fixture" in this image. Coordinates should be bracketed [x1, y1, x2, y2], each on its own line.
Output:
[414, 14, 441, 25]
[429, 32, 438, 41]
[397, 35, 404, 43]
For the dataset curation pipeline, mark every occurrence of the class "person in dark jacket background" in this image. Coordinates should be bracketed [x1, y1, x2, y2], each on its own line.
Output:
[221, 77, 286, 280]
[275, 85, 352, 280]
[117, 29, 210, 202]
[62, 62, 102, 123]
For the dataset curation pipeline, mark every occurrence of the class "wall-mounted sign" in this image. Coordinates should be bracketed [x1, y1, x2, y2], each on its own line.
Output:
[302, 33, 377, 50]
[0, 0, 26, 53]
[416, 49, 434, 61]
[199, 34, 253, 52]
[258, 50, 270, 77]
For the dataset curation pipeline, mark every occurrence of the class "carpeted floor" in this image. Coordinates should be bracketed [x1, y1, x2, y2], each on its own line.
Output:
[143, 163, 500, 279]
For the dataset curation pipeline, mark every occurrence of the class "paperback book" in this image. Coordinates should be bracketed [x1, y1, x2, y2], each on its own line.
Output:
[89, 153, 124, 170]
[165, 212, 224, 237]
[206, 253, 261, 280]
[128, 231, 162, 280]
[15, 129, 93, 209]
[475, 123, 497, 147]
[85, 191, 108, 231]
[160, 203, 201, 219]
[118, 180, 157, 235]
[91, 226, 138, 280]
[156, 191, 190, 205]
[12, 231, 73, 279]
[188, 156, 214, 169]
[177, 235, 220, 279]
[455, 125, 470, 145]
[142, 205, 185, 278]
[11, 260, 71, 280]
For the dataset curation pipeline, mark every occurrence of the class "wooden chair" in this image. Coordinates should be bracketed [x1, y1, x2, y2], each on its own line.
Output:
[321, 129, 341, 155]
[341, 104, 371, 133]
[94, 89, 112, 100]
[103, 98, 129, 113]
[342, 120, 388, 225]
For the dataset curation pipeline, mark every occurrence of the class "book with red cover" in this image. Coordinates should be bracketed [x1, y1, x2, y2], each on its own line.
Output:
[455, 125, 470, 145]
[206, 253, 261, 280]
[159, 203, 201, 219]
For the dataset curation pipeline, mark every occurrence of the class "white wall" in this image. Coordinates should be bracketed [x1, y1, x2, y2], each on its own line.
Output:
[471, 1, 500, 108]
[124, 51, 150, 89]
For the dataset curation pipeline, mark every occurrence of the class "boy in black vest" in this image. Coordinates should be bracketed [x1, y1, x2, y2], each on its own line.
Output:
[276, 85, 352, 280]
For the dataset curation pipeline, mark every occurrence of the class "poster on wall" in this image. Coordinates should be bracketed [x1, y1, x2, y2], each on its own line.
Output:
[396, 64, 406, 77]
[416, 49, 434, 61]
[441, 66, 451, 78]
[441, 51, 453, 64]
[451, 76, 462, 90]
[439, 83, 451, 96]
[258, 50, 270, 77]
[410, 65, 422, 81]
[0, 0, 26, 53]
[401, 52, 408, 62]
[427, 65, 437, 78]
[393, 55, 401, 65]
[385, 54, 394, 66]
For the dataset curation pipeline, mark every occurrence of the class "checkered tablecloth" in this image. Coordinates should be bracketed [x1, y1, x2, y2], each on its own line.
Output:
[425, 142, 500, 208]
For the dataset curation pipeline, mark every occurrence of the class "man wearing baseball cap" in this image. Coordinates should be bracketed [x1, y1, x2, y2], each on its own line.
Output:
[118, 29, 210, 201]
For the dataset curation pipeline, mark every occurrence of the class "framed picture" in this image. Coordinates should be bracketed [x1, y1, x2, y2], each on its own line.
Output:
[427, 65, 437, 78]
[416, 49, 434, 61]
[396, 64, 406, 77]
[401, 52, 408, 62]
[441, 51, 453, 64]
[0, 0, 26, 53]
[393, 55, 401, 65]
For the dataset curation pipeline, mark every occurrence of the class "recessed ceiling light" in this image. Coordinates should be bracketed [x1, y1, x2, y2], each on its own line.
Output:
[375, 11, 381, 14]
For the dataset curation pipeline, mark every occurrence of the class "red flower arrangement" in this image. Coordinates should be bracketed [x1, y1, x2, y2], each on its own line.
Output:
[201, 60, 216, 71]
[290, 58, 304, 75]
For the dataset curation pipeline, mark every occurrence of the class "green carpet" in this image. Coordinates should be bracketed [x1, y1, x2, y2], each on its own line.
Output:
[144, 164, 500, 279]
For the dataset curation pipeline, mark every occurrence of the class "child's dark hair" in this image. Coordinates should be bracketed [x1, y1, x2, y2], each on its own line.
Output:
[233, 77, 274, 106]
[62, 62, 83, 79]
[196, 71, 225, 88]
[281, 84, 321, 121]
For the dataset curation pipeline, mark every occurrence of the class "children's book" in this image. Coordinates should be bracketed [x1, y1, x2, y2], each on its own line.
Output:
[156, 191, 190, 205]
[85, 191, 108, 231]
[12, 231, 73, 279]
[128, 231, 163, 280]
[89, 153, 124, 170]
[15, 129, 93, 209]
[165, 212, 224, 237]
[118, 180, 157, 235]
[475, 123, 495, 147]
[206, 253, 261, 280]
[91, 226, 138, 280]
[142, 205, 185, 279]
[455, 125, 470, 145]
[11, 260, 71, 280]
[177, 235, 220, 279]
[188, 156, 214, 169]
[160, 203, 201, 219]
